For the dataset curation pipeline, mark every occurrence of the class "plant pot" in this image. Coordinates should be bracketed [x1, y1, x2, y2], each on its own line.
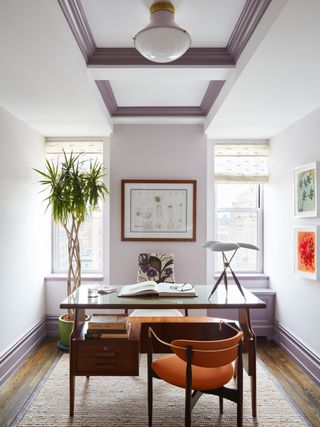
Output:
[58, 314, 91, 349]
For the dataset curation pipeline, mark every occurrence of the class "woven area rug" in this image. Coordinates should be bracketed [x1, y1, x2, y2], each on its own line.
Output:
[18, 354, 306, 427]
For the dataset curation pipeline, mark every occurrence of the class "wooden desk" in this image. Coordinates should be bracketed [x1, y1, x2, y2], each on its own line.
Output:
[60, 285, 266, 418]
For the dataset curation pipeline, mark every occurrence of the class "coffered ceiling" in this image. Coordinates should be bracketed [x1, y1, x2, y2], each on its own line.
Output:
[1, 0, 320, 138]
[57, 0, 271, 120]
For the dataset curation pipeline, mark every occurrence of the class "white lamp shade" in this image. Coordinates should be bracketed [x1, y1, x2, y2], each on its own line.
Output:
[134, 7, 191, 63]
[134, 26, 191, 63]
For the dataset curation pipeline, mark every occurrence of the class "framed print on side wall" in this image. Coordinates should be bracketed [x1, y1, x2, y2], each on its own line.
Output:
[121, 180, 196, 241]
[294, 162, 320, 217]
[294, 226, 320, 280]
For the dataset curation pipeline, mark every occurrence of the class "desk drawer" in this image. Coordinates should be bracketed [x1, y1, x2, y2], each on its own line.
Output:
[75, 339, 139, 375]
[77, 357, 138, 375]
[77, 340, 137, 359]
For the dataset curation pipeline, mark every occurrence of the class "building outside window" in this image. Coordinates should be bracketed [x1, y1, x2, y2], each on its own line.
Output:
[214, 143, 268, 273]
[46, 140, 104, 274]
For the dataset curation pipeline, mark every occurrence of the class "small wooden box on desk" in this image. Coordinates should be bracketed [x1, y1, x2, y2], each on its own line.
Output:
[71, 324, 139, 377]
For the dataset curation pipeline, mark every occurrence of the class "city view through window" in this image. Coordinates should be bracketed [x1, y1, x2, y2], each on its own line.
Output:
[215, 183, 262, 272]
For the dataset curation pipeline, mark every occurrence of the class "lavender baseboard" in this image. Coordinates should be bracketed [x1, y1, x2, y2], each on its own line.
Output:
[46, 315, 60, 337]
[273, 319, 320, 387]
[0, 318, 46, 387]
[1, 316, 319, 390]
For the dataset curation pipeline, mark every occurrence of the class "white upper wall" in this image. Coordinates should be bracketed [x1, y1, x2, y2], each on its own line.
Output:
[265, 106, 320, 355]
[109, 124, 207, 285]
[0, 105, 50, 356]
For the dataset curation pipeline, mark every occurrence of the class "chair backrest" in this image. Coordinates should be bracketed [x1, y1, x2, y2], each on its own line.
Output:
[137, 253, 175, 284]
[171, 331, 243, 368]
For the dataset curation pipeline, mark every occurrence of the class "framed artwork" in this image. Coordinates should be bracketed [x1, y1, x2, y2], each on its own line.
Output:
[294, 162, 320, 217]
[121, 180, 196, 241]
[294, 226, 320, 280]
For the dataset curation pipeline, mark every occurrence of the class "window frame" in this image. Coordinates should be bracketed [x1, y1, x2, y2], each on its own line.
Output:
[215, 183, 264, 274]
[46, 140, 105, 275]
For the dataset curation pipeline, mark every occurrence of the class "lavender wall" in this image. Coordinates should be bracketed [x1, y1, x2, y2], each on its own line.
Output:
[265, 107, 320, 356]
[109, 124, 207, 286]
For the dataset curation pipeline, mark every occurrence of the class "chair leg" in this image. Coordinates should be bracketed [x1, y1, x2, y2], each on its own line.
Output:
[148, 372, 153, 426]
[237, 399, 243, 427]
[185, 387, 192, 427]
[233, 358, 238, 379]
[219, 395, 223, 414]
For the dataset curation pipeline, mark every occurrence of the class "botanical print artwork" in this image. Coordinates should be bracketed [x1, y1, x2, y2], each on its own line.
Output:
[130, 189, 187, 233]
[137, 253, 175, 283]
[122, 180, 196, 241]
[297, 231, 316, 273]
[297, 168, 315, 213]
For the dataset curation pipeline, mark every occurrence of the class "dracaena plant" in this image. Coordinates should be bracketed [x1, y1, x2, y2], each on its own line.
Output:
[34, 151, 109, 319]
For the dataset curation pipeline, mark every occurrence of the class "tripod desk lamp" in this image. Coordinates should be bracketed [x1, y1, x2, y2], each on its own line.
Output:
[201, 240, 259, 299]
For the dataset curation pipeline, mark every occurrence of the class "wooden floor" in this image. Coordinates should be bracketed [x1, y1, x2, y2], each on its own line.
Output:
[0, 338, 319, 427]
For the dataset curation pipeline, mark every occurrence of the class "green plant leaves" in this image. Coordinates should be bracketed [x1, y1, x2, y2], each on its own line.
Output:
[34, 150, 109, 225]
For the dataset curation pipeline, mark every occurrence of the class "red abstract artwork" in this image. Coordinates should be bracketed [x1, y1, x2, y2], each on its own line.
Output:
[297, 231, 315, 273]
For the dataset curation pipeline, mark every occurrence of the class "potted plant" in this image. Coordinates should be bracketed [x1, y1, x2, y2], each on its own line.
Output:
[35, 151, 109, 348]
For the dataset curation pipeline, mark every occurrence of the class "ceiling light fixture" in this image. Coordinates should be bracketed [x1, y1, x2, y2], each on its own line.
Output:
[133, 1, 191, 63]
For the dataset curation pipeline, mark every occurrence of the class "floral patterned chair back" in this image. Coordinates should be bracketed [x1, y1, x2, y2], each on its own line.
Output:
[137, 253, 175, 284]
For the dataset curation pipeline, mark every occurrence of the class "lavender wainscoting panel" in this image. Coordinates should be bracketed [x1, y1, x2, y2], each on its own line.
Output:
[0, 318, 47, 387]
[273, 320, 320, 387]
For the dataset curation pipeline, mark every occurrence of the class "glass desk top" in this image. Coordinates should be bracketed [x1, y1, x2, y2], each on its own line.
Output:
[60, 284, 266, 310]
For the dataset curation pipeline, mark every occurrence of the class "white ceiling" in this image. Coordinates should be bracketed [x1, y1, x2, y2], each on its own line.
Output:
[0, 0, 111, 137]
[111, 80, 209, 106]
[0, 0, 319, 140]
[206, 0, 320, 138]
[82, 0, 246, 48]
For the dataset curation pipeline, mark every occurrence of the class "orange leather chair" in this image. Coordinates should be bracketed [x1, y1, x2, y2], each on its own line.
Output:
[147, 322, 243, 427]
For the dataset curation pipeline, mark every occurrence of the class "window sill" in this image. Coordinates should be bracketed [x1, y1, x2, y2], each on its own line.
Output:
[45, 274, 104, 282]
[213, 273, 269, 288]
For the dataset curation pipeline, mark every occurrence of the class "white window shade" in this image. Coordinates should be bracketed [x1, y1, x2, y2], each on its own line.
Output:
[214, 144, 269, 183]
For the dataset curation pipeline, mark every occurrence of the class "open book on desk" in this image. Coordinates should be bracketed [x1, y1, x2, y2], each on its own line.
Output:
[118, 281, 197, 297]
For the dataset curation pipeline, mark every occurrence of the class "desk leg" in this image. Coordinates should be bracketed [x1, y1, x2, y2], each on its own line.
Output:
[69, 308, 85, 417]
[238, 308, 256, 418]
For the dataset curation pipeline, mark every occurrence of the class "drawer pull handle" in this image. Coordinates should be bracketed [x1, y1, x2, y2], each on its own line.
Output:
[103, 346, 109, 351]
[95, 364, 116, 370]
[95, 352, 116, 358]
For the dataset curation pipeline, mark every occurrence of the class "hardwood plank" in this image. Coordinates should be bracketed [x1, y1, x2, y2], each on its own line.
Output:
[257, 339, 320, 427]
[0, 337, 319, 427]
[0, 338, 59, 427]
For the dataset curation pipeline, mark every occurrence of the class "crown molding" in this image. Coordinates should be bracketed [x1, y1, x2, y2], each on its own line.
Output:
[88, 47, 233, 66]
[227, 0, 272, 62]
[57, 0, 95, 60]
[58, 0, 272, 66]
[96, 80, 225, 118]
[200, 81, 225, 115]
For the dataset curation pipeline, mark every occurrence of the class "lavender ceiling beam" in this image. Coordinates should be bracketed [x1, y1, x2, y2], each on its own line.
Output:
[96, 80, 225, 118]
[227, 0, 273, 62]
[89, 47, 233, 67]
[57, 0, 95, 61]
[201, 81, 225, 115]
[57, 0, 273, 66]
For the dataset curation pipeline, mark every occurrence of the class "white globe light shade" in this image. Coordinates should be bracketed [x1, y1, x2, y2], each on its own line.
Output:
[134, 5, 191, 63]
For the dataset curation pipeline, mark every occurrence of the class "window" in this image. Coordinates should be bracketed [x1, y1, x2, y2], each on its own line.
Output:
[215, 183, 262, 272]
[46, 140, 104, 274]
[214, 143, 268, 273]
